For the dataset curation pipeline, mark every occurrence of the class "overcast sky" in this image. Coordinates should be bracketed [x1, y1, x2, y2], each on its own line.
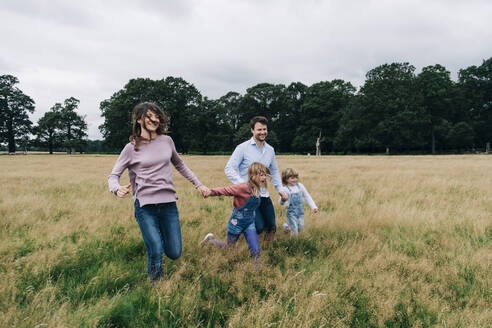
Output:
[2, 0, 491, 139]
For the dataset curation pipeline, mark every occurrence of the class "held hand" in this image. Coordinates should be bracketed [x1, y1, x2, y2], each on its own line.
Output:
[279, 191, 288, 202]
[116, 183, 131, 198]
[197, 185, 211, 198]
[313, 208, 319, 214]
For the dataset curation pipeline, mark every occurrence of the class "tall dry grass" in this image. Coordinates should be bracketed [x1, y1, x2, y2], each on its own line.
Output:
[0, 154, 490, 327]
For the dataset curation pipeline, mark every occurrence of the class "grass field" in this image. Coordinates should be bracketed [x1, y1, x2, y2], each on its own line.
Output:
[0, 154, 491, 327]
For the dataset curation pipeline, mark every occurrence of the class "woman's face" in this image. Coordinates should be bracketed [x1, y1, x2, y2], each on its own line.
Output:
[137, 110, 160, 133]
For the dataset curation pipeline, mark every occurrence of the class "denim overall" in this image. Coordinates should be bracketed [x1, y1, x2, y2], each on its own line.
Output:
[228, 194, 260, 234]
[226, 193, 261, 258]
[286, 183, 304, 235]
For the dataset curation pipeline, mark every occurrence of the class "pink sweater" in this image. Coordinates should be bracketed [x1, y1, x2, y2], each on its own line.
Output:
[108, 135, 202, 206]
[210, 183, 252, 209]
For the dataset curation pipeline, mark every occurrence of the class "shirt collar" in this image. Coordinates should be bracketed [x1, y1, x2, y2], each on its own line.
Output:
[249, 137, 268, 148]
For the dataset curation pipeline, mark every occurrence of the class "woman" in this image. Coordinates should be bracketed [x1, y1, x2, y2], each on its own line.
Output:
[108, 102, 209, 282]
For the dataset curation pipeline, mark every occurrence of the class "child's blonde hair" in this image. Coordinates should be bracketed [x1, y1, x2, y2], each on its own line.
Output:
[281, 167, 299, 186]
[248, 162, 270, 197]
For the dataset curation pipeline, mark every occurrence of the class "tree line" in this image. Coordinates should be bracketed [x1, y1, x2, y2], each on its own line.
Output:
[1, 57, 491, 154]
[0, 75, 87, 153]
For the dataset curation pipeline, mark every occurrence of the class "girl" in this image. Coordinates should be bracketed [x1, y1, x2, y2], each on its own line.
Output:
[200, 162, 270, 264]
[108, 102, 209, 282]
[279, 168, 318, 236]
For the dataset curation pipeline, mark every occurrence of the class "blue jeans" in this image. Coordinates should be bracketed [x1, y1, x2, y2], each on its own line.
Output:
[134, 199, 182, 281]
[228, 231, 260, 259]
[255, 196, 276, 234]
[210, 231, 260, 260]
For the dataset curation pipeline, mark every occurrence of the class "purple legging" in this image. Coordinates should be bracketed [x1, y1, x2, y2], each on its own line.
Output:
[209, 230, 260, 259]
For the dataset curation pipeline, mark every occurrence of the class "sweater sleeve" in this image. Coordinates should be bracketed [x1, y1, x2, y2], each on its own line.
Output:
[209, 183, 246, 197]
[300, 183, 317, 210]
[169, 137, 202, 188]
[108, 143, 132, 195]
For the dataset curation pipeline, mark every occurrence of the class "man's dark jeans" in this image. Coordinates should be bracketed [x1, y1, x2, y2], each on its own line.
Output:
[254, 196, 276, 234]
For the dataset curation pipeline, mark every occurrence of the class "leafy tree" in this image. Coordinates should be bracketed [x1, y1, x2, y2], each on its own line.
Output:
[449, 121, 474, 151]
[99, 78, 157, 151]
[99, 77, 202, 153]
[273, 82, 308, 153]
[334, 95, 371, 153]
[187, 97, 236, 154]
[190, 98, 217, 154]
[211, 92, 243, 152]
[354, 63, 427, 153]
[293, 80, 355, 153]
[160, 77, 202, 153]
[85, 140, 114, 153]
[233, 123, 252, 146]
[417, 64, 456, 153]
[0, 75, 35, 153]
[237, 83, 284, 121]
[458, 57, 492, 148]
[216, 91, 243, 132]
[34, 104, 62, 154]
[59, 97, 87, 154]
[235, 83, 293, 151]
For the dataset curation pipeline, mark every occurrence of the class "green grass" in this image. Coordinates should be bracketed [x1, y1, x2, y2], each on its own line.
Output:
[1, 154, 491, 327]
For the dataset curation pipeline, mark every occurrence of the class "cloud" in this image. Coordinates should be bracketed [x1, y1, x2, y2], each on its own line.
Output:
[1, 0, 491, 139]
[132, 0, 195, 18]
[0, 0, 98, 26]
[0, 57, 18, 72]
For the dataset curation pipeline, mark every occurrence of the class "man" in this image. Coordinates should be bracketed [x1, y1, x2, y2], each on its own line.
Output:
[225, 116, 288, 239]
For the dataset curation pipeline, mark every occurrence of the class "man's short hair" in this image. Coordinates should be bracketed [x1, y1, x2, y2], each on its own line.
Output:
[250, 116, 268, 129]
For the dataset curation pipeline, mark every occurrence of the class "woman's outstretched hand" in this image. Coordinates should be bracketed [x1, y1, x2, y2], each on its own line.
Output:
[117, 183, 131, 198]
[197, 185, 211, 198]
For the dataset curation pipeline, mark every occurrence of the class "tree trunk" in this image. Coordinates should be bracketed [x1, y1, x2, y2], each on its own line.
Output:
[67, 124, 72, 154]
[48, 131, 53, 154]
[431, 129, 436, 155]
[316, 131, 321, 156]
[7, 115, 15, 153]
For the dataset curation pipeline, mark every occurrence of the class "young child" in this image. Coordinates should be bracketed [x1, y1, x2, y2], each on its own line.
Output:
[280, 168, 318, 236]
[200, 162, 270, 264]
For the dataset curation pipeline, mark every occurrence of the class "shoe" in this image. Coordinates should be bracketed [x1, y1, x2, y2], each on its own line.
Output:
[283, 223, 291, 233]
[252, 256, 261, 270]
[200, 233, 214, 247]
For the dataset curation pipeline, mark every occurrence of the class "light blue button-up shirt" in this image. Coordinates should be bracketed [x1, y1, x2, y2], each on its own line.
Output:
[225, 138, 284, 197]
